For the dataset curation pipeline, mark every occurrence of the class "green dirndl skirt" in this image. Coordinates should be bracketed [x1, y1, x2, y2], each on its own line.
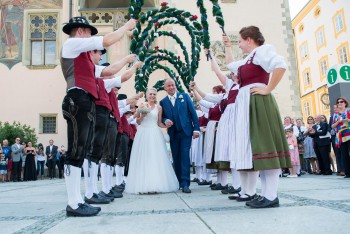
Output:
[249, 94, 292, 170]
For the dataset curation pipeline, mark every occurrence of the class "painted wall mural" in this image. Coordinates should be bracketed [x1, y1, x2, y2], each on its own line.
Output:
[0, 0, 62, 69]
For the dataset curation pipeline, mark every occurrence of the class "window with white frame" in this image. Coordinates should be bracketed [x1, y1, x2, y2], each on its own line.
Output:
[334, 11, 344, 33]
[29, 13, 58, 66]
[338, 45, 348, 64]
[300, 44, 308, 59]
[304, 102, 311, 117]
[320, 59, 328, 77]
[304, 71, 310, 86]
[40, 114, 57, 134]
[316, 29, 325, 47]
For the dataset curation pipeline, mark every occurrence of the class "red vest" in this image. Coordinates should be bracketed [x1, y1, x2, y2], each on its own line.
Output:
[95, 79, 112, 111]
[108, 91, 121, 122]
[199, 115, 209, 127]
[129, 124, 137, 141]
[238, 52, 269, 88]
[208, 104, 222, 121]
[120, 115, 130, 136]
[70, 52, 98, 99]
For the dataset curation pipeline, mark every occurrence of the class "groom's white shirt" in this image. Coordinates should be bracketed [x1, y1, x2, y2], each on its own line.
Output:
[168, 92, 177, 106]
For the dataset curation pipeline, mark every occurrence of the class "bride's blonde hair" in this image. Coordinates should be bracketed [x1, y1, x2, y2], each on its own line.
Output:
[146, 88, 158, 104]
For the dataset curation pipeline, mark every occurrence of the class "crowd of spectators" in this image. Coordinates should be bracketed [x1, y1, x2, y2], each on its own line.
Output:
[0, 139, 66, 182]
[283, 97, 350, 178]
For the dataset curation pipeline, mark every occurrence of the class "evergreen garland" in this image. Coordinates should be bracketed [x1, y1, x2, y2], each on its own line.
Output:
[129, 1, 226, 92]
[209, 0, 225, 33]
[128, 0, 144, 19]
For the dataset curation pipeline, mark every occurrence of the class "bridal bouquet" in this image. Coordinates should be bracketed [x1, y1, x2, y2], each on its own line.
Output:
[137, 103, 151, 114]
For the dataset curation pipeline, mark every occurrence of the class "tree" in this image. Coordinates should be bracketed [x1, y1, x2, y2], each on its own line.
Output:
[0, 121, 38, 146]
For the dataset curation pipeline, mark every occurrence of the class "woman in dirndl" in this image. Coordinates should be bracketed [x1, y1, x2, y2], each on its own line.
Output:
[192, 84, 227, 189]
[223, 26, 291, 208]
[190, 105, 210, 184]
[192, 51, 242, 195]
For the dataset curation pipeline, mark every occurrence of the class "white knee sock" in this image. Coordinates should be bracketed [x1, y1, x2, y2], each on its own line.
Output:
[201, 166, 211, 181]
[92, 163, 99, 194]
[216, 171, 221, 184]
[83, 159, 94, 199]
[75, 166, 84, 204]
[122, 166, 126, 183]
[115, 165, 124, 186]
[109, 166, 114, 190]
[296, 165, 301, 174]
[239, 171, 248, 195]
[246, 171, 259, 196]
[64, 165, 81, 209]
[259, 171, 266, 197]
[220, 170, 228, 186]
[195, 166, 202, 180]
[101, 163, 109, 194]
[231, 168, 241, 189]
[261, 169, 280, 201]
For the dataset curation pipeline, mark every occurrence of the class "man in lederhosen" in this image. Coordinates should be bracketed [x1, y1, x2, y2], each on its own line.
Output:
[61, 16, 136, 217]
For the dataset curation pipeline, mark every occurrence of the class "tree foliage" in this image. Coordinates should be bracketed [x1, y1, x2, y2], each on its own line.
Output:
[0, 121, 38, 146]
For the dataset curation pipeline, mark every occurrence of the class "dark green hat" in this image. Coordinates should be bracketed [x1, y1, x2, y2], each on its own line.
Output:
[63, 16, 98, 35]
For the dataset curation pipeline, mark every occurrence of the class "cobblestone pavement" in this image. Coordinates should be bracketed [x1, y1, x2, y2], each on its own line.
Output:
[1, 173, 350, 234]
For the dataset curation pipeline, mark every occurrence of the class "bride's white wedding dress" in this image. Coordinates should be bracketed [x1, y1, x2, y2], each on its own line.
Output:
[125, 105, 179, 194]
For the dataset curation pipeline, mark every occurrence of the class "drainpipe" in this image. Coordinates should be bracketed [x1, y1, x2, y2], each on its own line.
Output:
[69, 0, 73, 19]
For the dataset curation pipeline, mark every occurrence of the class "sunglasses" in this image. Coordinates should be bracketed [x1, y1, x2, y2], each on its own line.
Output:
[337, 101, 345, 104]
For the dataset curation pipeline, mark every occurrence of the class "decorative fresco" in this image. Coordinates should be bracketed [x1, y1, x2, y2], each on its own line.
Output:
[0, 0, 62, 69]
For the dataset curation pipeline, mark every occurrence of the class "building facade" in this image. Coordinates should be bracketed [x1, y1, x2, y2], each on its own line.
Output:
[0, 0, 300, 146]
[292, 0, 350, 120]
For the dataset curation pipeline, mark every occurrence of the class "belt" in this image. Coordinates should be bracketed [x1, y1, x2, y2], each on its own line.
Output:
[67, 88, 88, 95]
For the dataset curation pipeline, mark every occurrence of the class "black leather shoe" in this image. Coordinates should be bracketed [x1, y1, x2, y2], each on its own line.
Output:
[245, 195, 262, 207]
[112, 184, 125, 193]
[209, 183, 217, 188]
[109, 189, 123, 198]
[82, 202, 101, 212]
[221, 186, 241, 194]
[98, 192, 114, 202]
[228, 193, 241, 200]
[99, 191, 116, 200]
[211, 183, 228, 191]
[182, 186, 191, 193]
[236, 194, 256, 202]
[191, 178, 199, 183]
[66, 203, 100, 217]
[249, 197, 279, 208]
[85, 193, 110, 204]
[344, 175, 350, 178]
[198, 180, 212, 186]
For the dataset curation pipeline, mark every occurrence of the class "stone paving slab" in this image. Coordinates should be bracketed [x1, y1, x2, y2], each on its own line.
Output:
[1, 220, 37, 234]
[1, 174, 350, 234]
[197, 206, 350, 234]
[44, 213, 213, 234]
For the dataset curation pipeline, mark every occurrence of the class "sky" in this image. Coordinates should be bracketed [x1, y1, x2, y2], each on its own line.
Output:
[288, 0, 310, 19]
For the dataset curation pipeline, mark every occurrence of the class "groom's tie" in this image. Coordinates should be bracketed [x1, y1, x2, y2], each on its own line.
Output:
[170, 96, 176, 106]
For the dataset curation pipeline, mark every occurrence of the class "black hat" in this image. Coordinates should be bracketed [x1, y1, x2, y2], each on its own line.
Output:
[63, 16, 98, 35]
[118, 94, 127, 100]
[101, 62, 110, 66]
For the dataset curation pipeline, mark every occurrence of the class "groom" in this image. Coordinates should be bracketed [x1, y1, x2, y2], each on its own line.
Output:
[160, 79, 200, 193]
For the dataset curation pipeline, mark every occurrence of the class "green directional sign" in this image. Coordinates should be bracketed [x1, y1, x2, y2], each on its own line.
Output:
[340, 65, 350, 81]
[327, 68, 337, 85]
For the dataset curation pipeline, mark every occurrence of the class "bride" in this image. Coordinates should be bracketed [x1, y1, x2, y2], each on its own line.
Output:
[125, 88, 179, 194]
